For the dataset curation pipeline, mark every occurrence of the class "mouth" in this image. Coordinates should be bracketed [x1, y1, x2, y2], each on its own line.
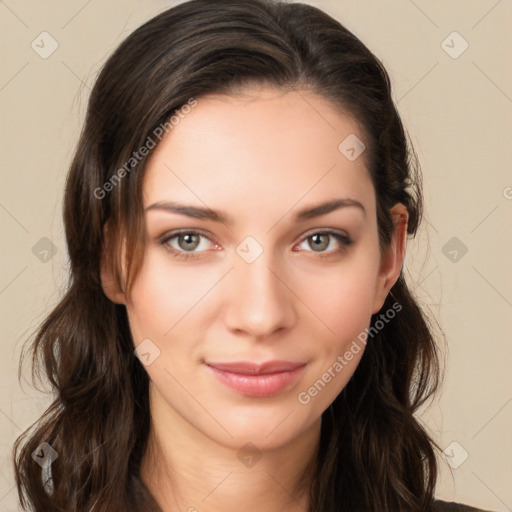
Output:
[205, 360, 307, 398]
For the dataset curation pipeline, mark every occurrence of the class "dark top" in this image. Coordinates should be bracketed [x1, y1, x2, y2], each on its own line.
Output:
[432, 500, 494, 511]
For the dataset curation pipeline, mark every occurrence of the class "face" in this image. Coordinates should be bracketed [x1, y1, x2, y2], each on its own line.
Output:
[103, 86, 406, 452]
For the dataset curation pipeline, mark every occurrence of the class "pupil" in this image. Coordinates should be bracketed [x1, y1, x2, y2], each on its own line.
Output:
[181, 234, 199, 250]
[311, 234, 328, 251]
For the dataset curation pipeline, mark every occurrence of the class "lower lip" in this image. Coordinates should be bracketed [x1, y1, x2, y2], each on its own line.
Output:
[206, 364, 307, 398]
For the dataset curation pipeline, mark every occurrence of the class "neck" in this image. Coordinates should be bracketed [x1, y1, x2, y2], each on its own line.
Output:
[140, 386, 320, 512]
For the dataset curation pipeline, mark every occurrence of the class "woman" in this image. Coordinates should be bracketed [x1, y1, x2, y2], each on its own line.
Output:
[13, 1, 493, 511]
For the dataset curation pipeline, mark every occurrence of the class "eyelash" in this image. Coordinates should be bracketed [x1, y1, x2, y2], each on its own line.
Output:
[159, 229, 353, 262]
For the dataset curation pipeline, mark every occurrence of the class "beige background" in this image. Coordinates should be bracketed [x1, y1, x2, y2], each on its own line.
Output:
[1, 1, 511, 510]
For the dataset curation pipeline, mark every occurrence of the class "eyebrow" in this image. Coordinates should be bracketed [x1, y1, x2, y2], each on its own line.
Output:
[144, 198, 366, 224]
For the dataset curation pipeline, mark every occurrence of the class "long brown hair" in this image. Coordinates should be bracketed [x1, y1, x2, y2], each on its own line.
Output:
[13, 1, 443, 510]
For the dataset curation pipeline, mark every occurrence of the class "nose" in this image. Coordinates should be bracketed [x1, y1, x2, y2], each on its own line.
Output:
[223, 254, 297, 341]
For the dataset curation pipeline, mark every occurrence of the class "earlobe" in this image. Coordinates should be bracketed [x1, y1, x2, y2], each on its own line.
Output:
[372, 203, 409, 313]
[100, 260, 127, 305]
[99, 223, 127, 305]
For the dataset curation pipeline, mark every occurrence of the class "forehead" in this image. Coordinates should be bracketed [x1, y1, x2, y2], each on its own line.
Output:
[143, 87, 375, 224]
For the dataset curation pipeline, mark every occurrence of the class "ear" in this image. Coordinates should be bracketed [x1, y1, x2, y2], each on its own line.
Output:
[99, 222, 127, 305]
[371, 203, 409, 313]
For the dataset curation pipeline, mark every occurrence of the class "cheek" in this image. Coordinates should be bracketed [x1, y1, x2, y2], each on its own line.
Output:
[293, 267, 377, 415]
[294, 256, 380, 337]
[309, 272, 374, 323]
[126, 251, 220, 342]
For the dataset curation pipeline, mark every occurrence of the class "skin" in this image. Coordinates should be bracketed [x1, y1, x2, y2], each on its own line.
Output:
[101, 86, 408, 512]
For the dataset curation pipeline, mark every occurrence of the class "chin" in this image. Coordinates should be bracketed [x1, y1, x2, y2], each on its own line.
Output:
[205, 403, 318, 451]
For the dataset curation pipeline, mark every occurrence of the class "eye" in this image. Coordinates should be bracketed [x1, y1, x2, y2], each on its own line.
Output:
[160, 230, 219, 261]
[295, 229, 352, 257]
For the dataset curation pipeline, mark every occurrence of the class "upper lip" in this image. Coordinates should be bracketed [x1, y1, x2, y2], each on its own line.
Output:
[206, 360, 306, 375]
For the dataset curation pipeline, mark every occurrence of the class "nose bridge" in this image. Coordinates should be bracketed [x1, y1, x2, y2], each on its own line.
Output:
[224, 245, 295, 338]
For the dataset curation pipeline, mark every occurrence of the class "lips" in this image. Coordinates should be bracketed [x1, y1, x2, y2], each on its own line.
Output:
[206, 360, 306, 375]
[205, 360, 307, 397]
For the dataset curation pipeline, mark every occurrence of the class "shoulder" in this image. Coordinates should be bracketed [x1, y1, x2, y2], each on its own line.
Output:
[431, 499, 495, 512]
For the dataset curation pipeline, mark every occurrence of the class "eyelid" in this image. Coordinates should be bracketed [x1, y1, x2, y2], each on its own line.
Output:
[160, 228, 215, 240]
[298, 226, 350, 242]
[159, 227, 352, 260]
[293, 228, 352, 254]
[159, 229, 220, 258]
